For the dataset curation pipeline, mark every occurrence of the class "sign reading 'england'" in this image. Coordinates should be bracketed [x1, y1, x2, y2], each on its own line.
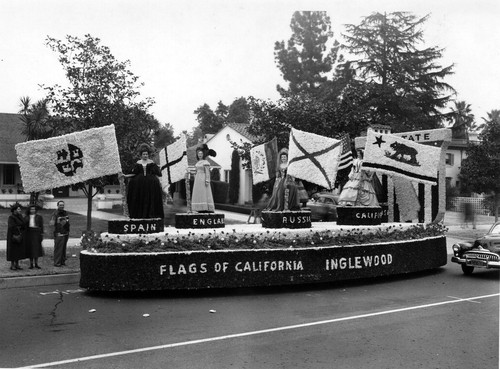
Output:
[16, 125, 122, 193]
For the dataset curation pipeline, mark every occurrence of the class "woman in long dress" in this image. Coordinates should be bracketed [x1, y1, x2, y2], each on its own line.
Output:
[124, 144, 164, 219]
[265, 148, 300, 211]
[191, 144, 216, 212]
[25, 204, 44, 269]
[338, 150, 379, 207]
[6, 203, 26, 270]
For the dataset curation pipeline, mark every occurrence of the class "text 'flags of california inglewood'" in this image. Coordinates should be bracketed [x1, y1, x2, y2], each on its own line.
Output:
[362, 130, 441, 185]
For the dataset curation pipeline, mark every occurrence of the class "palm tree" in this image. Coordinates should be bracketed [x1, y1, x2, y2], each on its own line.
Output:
[449, 100, 476, 141]
[18, 96, 52, 140]
[18, 96, 53, 204]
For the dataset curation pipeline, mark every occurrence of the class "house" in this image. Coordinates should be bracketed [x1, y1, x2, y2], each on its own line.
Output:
[0, 113, 24, 193]
[203, 123, 258, 205]
[446, 125, 479, 189]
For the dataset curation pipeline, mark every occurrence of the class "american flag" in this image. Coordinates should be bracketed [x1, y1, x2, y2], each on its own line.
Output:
[337, 134, 353, 170]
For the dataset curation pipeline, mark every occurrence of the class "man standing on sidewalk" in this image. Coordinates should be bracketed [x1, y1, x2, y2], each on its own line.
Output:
[49, 200, 70, 266]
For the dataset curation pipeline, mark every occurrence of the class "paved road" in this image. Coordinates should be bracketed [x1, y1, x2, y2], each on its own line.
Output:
[0, 262, 497, 369]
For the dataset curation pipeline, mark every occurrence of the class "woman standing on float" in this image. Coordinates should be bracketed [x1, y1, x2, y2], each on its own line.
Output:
[338, 149, 379, 207]
[123, 144, 164, 219]
[191, 144, 216, 213]
[265, 148, 300, 211]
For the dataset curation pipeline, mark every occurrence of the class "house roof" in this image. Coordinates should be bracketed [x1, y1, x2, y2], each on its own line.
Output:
[225, 123, 259, 142]
[186, 144, 221, 168]
[0, 113, 24, 164]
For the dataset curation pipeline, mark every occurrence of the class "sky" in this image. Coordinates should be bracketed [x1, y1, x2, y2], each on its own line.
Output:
[1, 0, 499, 135]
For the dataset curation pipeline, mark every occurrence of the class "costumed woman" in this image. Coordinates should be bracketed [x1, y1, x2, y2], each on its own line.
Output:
[191, 144, 216, 213]
[123, 143, 164, 219]
[25, 204, 44, 269]
[6, 202, 26, 270]
[265, 148, 300, 211]
[338, 149, 379, 206]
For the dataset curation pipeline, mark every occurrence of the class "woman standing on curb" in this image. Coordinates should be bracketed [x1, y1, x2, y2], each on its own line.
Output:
[6, 202, 26, 270]
[25, 204, 44, 269]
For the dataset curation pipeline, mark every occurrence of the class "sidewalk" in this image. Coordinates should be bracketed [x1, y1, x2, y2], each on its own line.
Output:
[1, 208, 496, 289]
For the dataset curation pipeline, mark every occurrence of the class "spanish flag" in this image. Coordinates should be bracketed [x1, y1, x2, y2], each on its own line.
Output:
[16, 125, 122, 193]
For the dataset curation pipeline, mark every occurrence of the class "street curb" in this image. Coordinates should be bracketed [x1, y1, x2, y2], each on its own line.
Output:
[0, 273, 80, 290]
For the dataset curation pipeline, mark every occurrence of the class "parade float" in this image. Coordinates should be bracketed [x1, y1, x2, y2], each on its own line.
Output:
[15, 125, 450, 292]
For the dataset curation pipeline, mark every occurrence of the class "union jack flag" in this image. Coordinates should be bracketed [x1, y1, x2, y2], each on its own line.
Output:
[337, 134, 353, 170]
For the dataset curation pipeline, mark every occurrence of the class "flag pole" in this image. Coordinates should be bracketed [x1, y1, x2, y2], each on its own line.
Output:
[118, 173, 129, 218]
[185, 170, 192, 213]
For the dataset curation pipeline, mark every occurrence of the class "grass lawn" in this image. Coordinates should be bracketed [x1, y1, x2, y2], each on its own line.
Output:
[0, 209, 111, 241]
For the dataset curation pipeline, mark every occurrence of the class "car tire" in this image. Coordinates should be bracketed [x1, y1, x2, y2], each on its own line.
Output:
[461, 264, 474, 275]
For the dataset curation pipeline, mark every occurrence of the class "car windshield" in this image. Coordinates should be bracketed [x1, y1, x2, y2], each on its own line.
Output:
[489, 223, 500, 235]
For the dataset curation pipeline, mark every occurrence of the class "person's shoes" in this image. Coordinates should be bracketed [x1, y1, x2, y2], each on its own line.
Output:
[15, 266, 23, 270]
[10, 266, 16, 270]
[35, 265, 41, 269]
[54, 264, 61, 267]
[29, 265, 34, 269]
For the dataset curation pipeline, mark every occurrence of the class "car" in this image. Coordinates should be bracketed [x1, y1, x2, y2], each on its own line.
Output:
[451, 221, 500, 275]
[305, 192, 339, 221]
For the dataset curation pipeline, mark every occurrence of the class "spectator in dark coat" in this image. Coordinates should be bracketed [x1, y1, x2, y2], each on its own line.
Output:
[6, 203, 26, 270]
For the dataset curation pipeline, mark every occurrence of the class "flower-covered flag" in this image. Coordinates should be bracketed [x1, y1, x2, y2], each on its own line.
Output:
[159, 134, 188, 191]
[16, 125, 122, 193]
[362, 130, 441, 185]
[250, 137, 278, 185]
[287, 128, 343, 189]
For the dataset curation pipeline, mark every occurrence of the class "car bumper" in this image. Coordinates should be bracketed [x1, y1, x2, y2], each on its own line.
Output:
[451, 256, 500, 269]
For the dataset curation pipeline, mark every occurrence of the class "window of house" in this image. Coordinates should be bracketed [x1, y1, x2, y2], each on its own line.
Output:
[445, 153, 454, 166]
[224, 170, 231, 183]
[3, 165, 15, 185]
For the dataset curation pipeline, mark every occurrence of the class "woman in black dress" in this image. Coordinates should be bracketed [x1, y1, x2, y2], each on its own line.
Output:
[123, 144, 164, 219]
[6, 202, 26, 270]
[25, 204, 44, 269]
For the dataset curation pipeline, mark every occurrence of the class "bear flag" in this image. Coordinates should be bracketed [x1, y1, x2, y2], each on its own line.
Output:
[362, 130, 441, 185]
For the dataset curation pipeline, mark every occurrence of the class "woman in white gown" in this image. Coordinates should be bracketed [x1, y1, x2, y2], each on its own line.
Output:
[338, 150, 379, 207]
[191, 144, 216, 212]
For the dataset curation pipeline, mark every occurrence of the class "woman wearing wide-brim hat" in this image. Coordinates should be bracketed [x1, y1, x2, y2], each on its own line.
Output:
[191, 144, 216, 212]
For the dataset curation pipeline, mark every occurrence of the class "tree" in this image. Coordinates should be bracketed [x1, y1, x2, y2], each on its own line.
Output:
[275, 11, 342, 98]
[18, 97, 52, 140]
[447, 100, 477, 141]
[341, 12, 455, 132]
[153, 123, 176, 150]
[43, 34, 158, 230]
[228, 149, 240, 204]
[227, 97, 251, 123]
[459, 110, 500, 220]
[193, 103, 224, 134]
[18, 97, 54, 204]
